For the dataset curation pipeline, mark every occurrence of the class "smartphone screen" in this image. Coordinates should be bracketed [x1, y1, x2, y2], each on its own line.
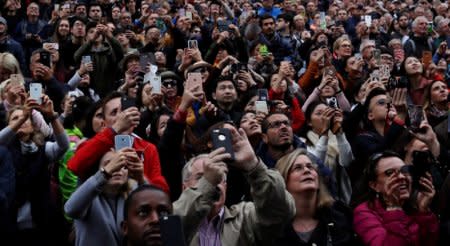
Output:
[30, 83, 42, 104]
[211, 128, 235, 161]
[139, 53, 152, 72]
[257, 89, 268, 101]
[114, 135, 132, 150]
[408, 104, 424, 132]
[82, 55, 92, 64]
[188, 39, 198, 49]
[372, 49, 381, 66]
[255, 100, 269, 114]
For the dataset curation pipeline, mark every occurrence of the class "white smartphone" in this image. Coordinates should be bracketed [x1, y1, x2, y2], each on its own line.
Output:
[144, 72, 152, 84]
[9, 74, 21, 86]
[29, 83, 42, 104]
[43, 42, 59, 51]
[54, 4, 60, 12]
[364, 15, 372, 27]
[82, 55, 92, 64]
[255, 100, 269, 114]
[114, 135, 132, 150]
[151, 75, 162, 94]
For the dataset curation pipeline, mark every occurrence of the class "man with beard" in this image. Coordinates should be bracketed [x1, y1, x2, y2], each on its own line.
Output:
[391, 13, 410, 44]
[121, 184, 173, 246]
[258, 14, 291, 64]
[257, 112, 306, 168]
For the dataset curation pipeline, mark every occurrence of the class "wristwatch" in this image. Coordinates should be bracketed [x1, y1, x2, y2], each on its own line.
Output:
[100, 167, 112, 179]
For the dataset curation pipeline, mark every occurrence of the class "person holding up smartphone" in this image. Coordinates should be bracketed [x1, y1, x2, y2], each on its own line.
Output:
[175, 126, 295, 245]
[67, 92, 169, 193]
[65, 148, 146, 246]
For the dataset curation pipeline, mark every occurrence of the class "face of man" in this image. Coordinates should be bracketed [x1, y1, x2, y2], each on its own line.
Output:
[75, 5, 87, 18]
[116, 33, 130, 47]
[263, 114, 293, 151]
[212, 80, 237, 108]
[27, 3, 39, 20]
[276, 18, 288, 31]
[71, 20, 86, 38]
[103, 97, 121, 128]
[122, 189, 172, 246]
[121, 12, 132, 26]
[89, 6, 102, 21]
[414, 17, 428, 36]
[398, 16, 409, 29]
[145, 28, 160, 44]
[337, 10, 348, 21]
[261, 17, 275, 35]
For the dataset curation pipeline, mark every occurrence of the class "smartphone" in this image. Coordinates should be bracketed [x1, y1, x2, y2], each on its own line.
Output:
[82, 55, 92, 64]
[39, 50, 51, 67]
[323, 66, 336, 77]
[54, 4, 60, 12]
[257, 89, 269, 101]
[151, 75, 162, 94]
[187, 72, 202, 91]
[211, 128, 235, 161]
[412, 150, 432, 191]
[319, 12, 326, 29]
[259, 44, 269, 56]
[179, 8, 186, 17]
[255, 100, 269, 114]
[217, 20, 229, 32]
[139, 53, 152, 72]
[408, 105, 424, 132]
[114, 135, 132, 150]
[427, 21, 433, 34]
[186, 11, 192, 20]
[43, 42, 59, 50]
[144, 72, 152, 84]
[160, 215, 186, 246]
[326, 97, 339, 109]
[364, 15, 372, 27]
[187, 39, 198, 49]
[9, 74, 21, 86]
[422, 51, 432, 66]
[372, 49, 381, 66]
[121, 96, 136, 111]
[29, 83, 42, 104]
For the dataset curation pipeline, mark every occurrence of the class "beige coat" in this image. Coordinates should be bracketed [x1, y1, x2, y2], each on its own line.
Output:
[174, 162, 296, 246]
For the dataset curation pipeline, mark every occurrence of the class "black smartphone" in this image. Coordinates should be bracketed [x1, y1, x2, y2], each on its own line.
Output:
[412, 150, 432, 191]
[211, 128, 235, 161]
[258, 89, 269, 101]
[40, 50, 51, 67]
[160, 215, 186, 246]
[121, 96, 136, 111]
[139, 53, 152, 71]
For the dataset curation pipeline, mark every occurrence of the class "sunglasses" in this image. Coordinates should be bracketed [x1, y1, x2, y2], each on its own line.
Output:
[162, 80, 177, 87]
[380, 165, 412, 177]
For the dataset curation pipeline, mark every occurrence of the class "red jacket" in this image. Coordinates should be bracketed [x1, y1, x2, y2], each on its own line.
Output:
[67, 127, 169, 193]
[353, 200, 439, 246]
[269, 89, 305, 133]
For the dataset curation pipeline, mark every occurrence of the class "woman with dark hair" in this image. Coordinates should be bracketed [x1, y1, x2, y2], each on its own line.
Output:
[50, 18, 70, 45]
[81, 100, 105, 139]
[401, 56, 431, 105]
[352, 151, 439, 245]
[423, 80, 448, 127]
[302, 101, 353, 204]
[274, 149, 354, 245]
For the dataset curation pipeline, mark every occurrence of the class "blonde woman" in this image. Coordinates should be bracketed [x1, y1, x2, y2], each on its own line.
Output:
[274, 149, 354, 245]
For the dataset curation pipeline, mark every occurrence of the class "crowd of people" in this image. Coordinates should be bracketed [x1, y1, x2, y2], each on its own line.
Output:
[0, 0, 449, 245]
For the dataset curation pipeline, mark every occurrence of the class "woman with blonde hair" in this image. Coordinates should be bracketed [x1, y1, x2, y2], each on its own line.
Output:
[274, 148, 354, 245]
[0, 52, 22, 81]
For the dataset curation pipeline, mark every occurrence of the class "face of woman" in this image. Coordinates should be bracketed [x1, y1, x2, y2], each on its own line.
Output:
[336, 41, 352, 58]
[270, 74, 288, 94]
[240, 112, 262, 137]
[404, 57, 423, 75]
[370, 157, 412, 202]
[320, 84, 335, 98]
[92, 107, 105, 134]
[308, 103, 328, 132]
[157, 115, 170, 138]
[58, 20, 70, 37]
[9, 109, 33, 136]
[100, 152, 128, 186]
[430, 81, 448, 104]
[287, 154, 320, 194]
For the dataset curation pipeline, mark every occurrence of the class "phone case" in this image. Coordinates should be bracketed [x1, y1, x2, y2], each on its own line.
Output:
[255, 101, 268, 114]
[29, 83, 42, 104]
[151, 75, 162, 94]
[187, 72, 202, 91]
[160, 215, 186, 246]
[257, 89, 268, 101]
[121, 97, 136, 110]
[114, 135, 132, 150]
[211, 129, 235, 161]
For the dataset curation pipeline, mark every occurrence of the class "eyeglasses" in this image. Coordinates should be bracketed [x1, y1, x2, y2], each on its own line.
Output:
[380, 165, 412, 177]
[192, 67, 208, 73]
[162, 80, 177, 87]
[267, 120, 290, 129]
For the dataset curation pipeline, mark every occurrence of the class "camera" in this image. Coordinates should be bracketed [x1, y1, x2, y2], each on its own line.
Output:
[326, 97, 338, 108]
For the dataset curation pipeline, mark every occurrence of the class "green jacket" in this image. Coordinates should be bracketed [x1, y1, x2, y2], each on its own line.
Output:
[173, 161, 296, 246]
[59, 127, 84, 221]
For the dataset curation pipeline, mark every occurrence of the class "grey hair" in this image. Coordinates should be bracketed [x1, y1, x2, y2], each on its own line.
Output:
[411, 16, 427, 29]
[182, 154, 209, 183]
